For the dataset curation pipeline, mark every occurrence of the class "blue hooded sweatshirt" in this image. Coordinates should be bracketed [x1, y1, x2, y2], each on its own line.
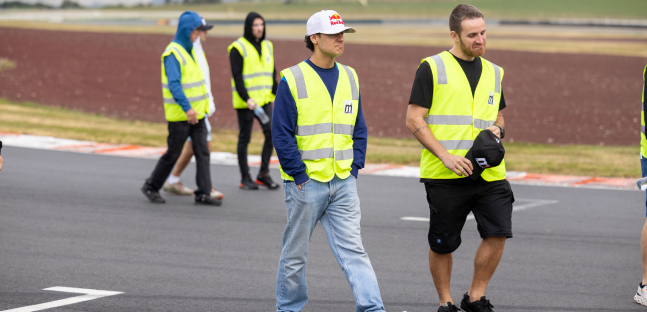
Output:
[163, 11, 203, 113]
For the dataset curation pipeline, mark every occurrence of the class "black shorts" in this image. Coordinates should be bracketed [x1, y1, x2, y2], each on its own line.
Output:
[425, 178, 515, 254]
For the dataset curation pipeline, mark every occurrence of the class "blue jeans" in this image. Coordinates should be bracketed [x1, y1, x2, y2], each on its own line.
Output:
[276, 176, 385, 312]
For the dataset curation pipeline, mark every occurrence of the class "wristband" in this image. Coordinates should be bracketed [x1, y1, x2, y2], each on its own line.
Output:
[495, 125, 505, 139]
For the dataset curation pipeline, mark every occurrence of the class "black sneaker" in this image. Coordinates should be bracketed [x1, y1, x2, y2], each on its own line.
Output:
[460, 293, 494, 312]
[256, 172, 279, 190]
[240, 174, 259, 190]
[195, 193, 222, 206]
[141, 183, 165, 204]
[438, 302, 462, 312]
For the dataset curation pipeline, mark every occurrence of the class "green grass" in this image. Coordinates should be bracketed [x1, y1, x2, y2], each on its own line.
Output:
[115, 0, 647, 20]
[504, 143, 640, 178]
[0, 58, 16, 73]
[0, 99, 640, 178]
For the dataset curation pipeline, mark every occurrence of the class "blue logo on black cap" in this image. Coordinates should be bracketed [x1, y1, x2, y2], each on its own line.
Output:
[437, 239, 441, 244]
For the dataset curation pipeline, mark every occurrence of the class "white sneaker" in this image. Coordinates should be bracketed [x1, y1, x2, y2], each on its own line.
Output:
[162, 181, 194, 196]
[210, 188, 224, 200]
[635, 283, 647, 306]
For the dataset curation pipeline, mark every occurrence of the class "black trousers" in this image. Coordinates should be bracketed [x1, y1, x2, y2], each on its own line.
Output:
[145, 118, 211, 196]
[236, 103, 273, 178]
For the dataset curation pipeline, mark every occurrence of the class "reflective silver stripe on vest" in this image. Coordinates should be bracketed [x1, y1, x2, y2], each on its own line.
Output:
[643, 125, 646, 135]
[289, 65, 308, 99]
[242, 72, 274, 79]
[235, 40, 247, 57]
[335, 149, 354, 161]
[334, 124, 355, 135]
[265, 41, 272, 56]
[163, 94, 207, 104]
[295, 123, 332, 136]
[424, 115, 472, 125]
[439, 140, 473, 150]
[422, 140, 473, 150]
[492, 63, 501, 93]
[299, 148, 334, 160]
[474, 119, 495, 129]
[170, 47, 186, 66]
[162, 81, 204, 89]
[295, 123, 354, 136]
[231, 85, 272, 92]
[431, 54, 447, 85]
[340, 64, 359, 101]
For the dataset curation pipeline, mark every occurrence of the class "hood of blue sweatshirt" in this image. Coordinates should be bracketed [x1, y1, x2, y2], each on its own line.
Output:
[173, 11, 203, 55]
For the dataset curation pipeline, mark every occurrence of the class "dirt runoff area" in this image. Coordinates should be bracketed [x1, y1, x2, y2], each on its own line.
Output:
[0, 27, 645, 146]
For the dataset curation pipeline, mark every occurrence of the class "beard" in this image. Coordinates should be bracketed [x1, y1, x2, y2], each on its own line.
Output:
[459, 38, 486, 58]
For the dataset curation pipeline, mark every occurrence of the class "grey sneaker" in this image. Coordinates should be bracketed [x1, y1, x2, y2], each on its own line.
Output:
[239, 174, 259, 190]
[141, 183, 165, 204]
[195, 193, 222, 206]
[162, 181, 194, 195]
[438, 302, 462, 312]
[256, 172, 279, 189]
[635, 283, 647, 306]
[210, 188, 224, 200]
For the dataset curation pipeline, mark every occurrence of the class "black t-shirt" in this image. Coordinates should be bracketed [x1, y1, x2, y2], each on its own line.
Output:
[408, 52, 505, 184]
[409, 53, 506, 110]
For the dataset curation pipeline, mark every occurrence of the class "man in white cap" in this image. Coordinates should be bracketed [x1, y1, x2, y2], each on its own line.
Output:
[272, 10, 386, 312]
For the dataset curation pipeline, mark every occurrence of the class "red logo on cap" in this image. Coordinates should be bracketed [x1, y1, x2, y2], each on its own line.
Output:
[329, 13, 344, 26]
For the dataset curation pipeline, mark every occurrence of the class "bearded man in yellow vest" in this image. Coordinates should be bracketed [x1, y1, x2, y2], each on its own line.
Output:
[272, 10, 385, 312]
[405, 4, 514, 312]
[141, 11, 221, 206]
[228, 12, 279, 190]
[635, 65, 647, 306]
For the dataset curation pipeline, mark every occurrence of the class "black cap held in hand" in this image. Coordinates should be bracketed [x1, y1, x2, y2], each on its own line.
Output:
[196, 17, 214, 31]
[464, 130, 505, 180]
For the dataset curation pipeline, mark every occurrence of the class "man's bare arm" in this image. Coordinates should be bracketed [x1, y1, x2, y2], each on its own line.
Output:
[405, 103, 473, 177]
[487, 111, 504, 138]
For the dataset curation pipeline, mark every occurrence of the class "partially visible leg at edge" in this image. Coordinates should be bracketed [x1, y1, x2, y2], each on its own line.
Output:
[641, 219, 647, 285]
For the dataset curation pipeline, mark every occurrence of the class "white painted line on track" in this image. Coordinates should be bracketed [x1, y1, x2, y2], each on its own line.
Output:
[0, 287, 123, 312]
[401, 217, 430, 222]
[401, 199, 559, 222]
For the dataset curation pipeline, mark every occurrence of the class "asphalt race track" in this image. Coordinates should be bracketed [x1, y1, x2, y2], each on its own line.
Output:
[0, 147, 645, 312]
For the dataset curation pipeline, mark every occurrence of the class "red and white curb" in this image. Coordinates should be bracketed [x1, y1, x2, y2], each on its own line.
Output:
[0, 133, 639, 191]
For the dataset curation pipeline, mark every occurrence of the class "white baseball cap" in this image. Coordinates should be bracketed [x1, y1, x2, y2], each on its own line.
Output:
[305, 10, 356, 36]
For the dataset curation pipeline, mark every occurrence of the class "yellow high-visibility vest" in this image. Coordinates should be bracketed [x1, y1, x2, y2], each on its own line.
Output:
[279, 61, 359, 182]
[161, 42, 209, 122]
[227, 37, 275, 109]
[642, 65, 647, 158]
[420, 51, 506, 181]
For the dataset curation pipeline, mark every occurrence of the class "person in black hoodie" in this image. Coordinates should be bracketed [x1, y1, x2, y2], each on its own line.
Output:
[227, 12, 279, 190]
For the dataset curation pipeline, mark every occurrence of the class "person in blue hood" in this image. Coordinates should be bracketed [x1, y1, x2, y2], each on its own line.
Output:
[141, 11, 221, 206]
